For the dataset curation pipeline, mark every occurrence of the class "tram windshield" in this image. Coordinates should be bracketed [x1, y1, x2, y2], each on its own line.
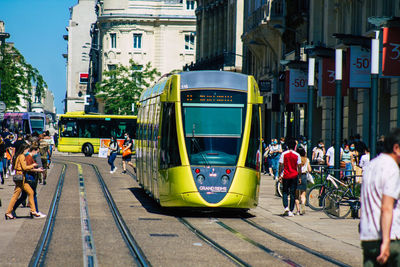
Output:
[181, 90, 246, 166]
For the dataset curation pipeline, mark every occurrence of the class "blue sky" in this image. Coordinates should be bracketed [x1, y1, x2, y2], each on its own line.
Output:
[0, 0, 77, 114]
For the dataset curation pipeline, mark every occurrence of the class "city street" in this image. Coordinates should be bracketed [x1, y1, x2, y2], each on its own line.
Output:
[0, 154, 361, 266]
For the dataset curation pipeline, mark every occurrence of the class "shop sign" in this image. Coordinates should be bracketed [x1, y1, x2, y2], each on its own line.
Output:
[285, 69, 307, 103]
[349, 46, 371, 88]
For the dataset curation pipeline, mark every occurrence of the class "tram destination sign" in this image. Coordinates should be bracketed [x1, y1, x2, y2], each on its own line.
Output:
[182, 90, 246, 104]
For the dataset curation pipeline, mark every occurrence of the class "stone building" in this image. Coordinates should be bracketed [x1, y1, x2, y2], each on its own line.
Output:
[64, 0, 97, 113]
[240, 0, 400, 149]
[187, 0, 244, 72]
[307, 0, 400, 147]
[88, 0, 197, 113]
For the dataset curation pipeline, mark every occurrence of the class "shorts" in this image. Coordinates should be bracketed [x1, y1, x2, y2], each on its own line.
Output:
[122, 155, 132, 162]
[297, 174, 307, 191]
[41, 158, 48, 169]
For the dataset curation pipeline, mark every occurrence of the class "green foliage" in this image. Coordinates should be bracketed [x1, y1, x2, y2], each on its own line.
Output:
[95, 59, 160, 115]
[0, 45, 47, 110]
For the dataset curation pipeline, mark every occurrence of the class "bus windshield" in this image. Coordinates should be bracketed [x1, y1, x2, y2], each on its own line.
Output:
[30, 117, 45, 133]
[181, 87, 247, 166]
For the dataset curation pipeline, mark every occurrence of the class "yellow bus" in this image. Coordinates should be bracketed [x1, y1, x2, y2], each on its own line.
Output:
[58, 112, 137, 156]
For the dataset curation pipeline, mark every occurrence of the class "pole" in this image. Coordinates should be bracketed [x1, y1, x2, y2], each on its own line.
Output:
[334, 49, 343, 173]
[307, 58, 315, 159]
[370, 33, 380, 158]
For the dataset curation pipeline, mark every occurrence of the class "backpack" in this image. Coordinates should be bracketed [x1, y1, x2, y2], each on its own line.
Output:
[39, 140, 49, 159]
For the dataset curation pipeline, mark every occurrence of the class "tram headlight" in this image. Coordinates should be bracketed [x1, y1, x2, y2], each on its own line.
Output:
[221, 175, 229, 185]
[196, 174, 205, 184]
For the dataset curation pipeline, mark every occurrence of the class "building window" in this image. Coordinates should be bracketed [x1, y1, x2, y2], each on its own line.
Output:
[186, 0, 195, 10]
[108, 65, 116, 71]
[184, 34, 195, 50]
[133, 33, 142, 49]
[110, 33, 116, 48]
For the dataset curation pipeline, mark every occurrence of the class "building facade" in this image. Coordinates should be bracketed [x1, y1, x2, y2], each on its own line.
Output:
[308, 0, 400, 147]
[188, 0, 244, 72]
[88, 0, 197, 112]
[64, 0, 97, 113]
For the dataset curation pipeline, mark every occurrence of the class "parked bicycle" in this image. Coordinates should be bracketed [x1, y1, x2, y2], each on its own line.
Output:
[322, 175, 361, 219]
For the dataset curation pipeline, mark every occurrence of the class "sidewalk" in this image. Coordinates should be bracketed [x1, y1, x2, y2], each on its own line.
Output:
[253, 173, 362, 266]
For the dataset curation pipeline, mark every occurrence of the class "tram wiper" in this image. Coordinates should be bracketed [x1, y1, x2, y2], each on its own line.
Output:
[192, 125, 211, 167]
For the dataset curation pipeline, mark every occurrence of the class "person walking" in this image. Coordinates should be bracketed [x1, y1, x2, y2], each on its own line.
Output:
[295, 146, 310, 215]
[359, 147, 370, 172]
[12, 144, 45, 217]
[108, 136, 119, 173]
[360, 128, 400, 266]
[341, 144, 354, 177]
[39, 134, 50, 184]
[5, 143, 45, 219]
[326, 141, 343, 170]
[311, 140, 326, 165]
[278, 138, 301, 217]
[122, 133, 134, 174]
[269, 139, 282, 180]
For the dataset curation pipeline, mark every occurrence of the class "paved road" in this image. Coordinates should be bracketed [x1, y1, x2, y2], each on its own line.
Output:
[0, 154, 361, 266]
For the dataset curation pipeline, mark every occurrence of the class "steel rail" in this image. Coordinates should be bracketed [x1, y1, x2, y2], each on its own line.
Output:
[29, 163, 67, 267]
[216, 220, 302, 267]
[90, 164, 151, 267]
[242, 218, 351, 267]
[178, 217, 250, 267]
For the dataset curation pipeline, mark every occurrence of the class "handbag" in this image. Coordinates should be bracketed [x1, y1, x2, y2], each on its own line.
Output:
[122, 149, 131, 157]
[13, 174, 24, 183]
[306, 173, 314, 184]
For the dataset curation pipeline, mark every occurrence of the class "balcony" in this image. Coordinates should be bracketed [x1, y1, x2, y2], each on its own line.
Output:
[244, 0, 286, 33]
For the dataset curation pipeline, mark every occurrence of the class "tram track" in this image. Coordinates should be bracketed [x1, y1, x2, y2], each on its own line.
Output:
[126, 165, 351, 267]
[240, 218, 351, 267]
[30, 160, 150, 267]
[29, 162, 67, 267]
[66, 160, 151, 267]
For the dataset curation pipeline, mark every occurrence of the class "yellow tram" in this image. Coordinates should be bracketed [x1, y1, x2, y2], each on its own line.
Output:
[136, 71, 263, 209]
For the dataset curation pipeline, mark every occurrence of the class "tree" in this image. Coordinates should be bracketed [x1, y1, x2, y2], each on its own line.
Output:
[0, 45, 47, 109]
[95, 59, 160, 115]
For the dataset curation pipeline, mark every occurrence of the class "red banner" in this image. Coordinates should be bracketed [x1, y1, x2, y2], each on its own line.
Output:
[320, 58, 348, 96]
[382, 27, 400, 76]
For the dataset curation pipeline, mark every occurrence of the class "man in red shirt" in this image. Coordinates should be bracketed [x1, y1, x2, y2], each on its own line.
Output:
[279, 138, 301, 217]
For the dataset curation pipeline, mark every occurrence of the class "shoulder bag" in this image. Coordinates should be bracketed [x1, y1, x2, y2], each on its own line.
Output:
[13, 174, 24, 183]
[122, 148, 131, 157]
[13, 158, 24, 182]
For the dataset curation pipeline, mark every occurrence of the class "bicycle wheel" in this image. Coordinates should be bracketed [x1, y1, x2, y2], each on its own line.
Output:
[306, 184, 327, 211]
[276, 181, 283, 198]
[322, 189, 351, 219]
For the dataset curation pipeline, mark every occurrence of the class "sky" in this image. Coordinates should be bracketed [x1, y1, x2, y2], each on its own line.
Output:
[0, 0, 77, 114]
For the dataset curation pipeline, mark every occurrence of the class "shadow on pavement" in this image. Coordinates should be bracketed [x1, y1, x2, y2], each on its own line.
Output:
[127, 187, 255, 219]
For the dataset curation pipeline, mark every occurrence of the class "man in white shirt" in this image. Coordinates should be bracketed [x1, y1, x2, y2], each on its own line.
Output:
[325, 141, 344, 169]
[360, 128, 400, 266]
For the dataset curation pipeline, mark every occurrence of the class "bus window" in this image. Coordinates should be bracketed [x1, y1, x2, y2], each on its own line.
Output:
[60, 120, 78, 137]
[114, 120, 127, 139]
[78, 120, 99, 138]
[99, 122, 112, 138]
